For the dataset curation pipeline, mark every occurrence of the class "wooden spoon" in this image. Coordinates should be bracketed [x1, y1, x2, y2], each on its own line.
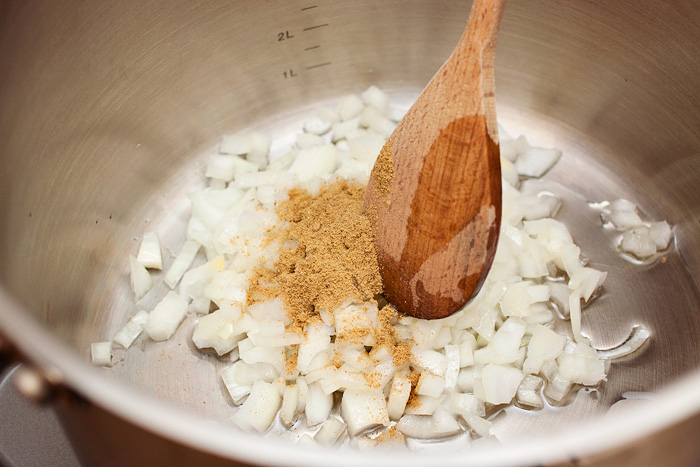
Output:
[363, 0, 505, 320]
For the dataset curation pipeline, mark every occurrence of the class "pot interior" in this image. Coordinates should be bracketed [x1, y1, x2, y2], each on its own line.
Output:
[1, 0, 700, 460]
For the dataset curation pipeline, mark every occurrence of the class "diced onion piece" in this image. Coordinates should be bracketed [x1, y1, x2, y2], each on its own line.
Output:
[443, 345, 460, 392]
[164, 240, 200, 289]
[332, 118, 360, 142]
[341, 389, 390, 436]
[523, 324, 566, 374]
[416, 372, 445, 398]
[315, 418, 346, 446]
[473, 317, 526, 365]
[339, 95, 364, 121]
[432, 406, 462, 435]
[557, 342, 607, 385]
[295, 378, 309, 413]
[297, 132, 324, 149]
[192, 307, 244, 355]
[232, 380, 282, 433]
[569, 290, 583, 343]
[500, 134, 529, 162]
[288, 144, 338, 182]
[481, 364, 525, 405]
[461, 412, 492, 438]
[396, 415, 436, 439]
[129, 255, 153, 300]
[609, 198, 637, 212]
[203, 270, 247, 307]
[280, 384, 299, 426]
[220, 134, 251, 155]
[387, 373, 411, 421]
[91, 342, 112, 366]
[410, 346, 447, 377]
[221, 361, 278, 405]
[136, 231, 163, 269]
[347, 134, 385, 165]
[501, 158, 520, 188]
[303, 117, 332, 135]
[544, 373, 572, 402]
[649, 221, 672, 249]
[403, 394, 442, 416]
[305, 382, 333, 427]
[569, 267, 607, 302]
[608, 210, 643, 229]
[516, 374, 544, 409]
[206, 155, 258, 182]
[239, 339, 285, 373]
[620, 225, 656, 258]
[514, 147, 561, 178]
[359, 106, 396, 137]
[448, 392, 485, 418]
[297, 323, 332, 373]
[361, 85, 390, 115]
[113, 310, 150, 349]
[143, 291, 188, 341]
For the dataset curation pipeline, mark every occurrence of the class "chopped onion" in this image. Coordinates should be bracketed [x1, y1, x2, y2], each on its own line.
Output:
[516, 374, 544, 409]
[91, 342, 112, 366]
[339, 95, 364, 121]
[608, 210, 643, 229]
[220, 134, 252, 155]
[620, 225, 656, 258]
[314, 418, 346, 446]
[649, 221, 672, 249]
[341, 389, 390, 436]
[113, 310, 149, 349]
[305, 382, 333, 427]
[129, 255, 153, 300]
[387, 373, 411, 421]
[361, 85, 390, 115]
[480, 364, 525, 405]
[115, 88, 625, 446]
[416, 372, 445, 398]
[514, 146, 562, 178]
[280, 384, 299, 426]
[143, 291, 188, 341]
[164, 240, 200, 288]
[523, 324, 566, 374]
[232, 380, 282, 433]
[136, 231, 163, 269]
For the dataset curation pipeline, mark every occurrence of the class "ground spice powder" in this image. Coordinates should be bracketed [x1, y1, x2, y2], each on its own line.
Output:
[250, 180, 383, 334]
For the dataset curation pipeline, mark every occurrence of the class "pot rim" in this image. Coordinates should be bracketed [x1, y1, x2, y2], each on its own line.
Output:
[1, 285, 698, 466]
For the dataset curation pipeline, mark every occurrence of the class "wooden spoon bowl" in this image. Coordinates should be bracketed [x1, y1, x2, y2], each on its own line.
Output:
[364, 0, 505, 320]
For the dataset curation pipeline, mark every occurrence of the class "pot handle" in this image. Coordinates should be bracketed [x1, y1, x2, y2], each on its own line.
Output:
[0, 333, 12, 375]
[0, 331, 57, 404]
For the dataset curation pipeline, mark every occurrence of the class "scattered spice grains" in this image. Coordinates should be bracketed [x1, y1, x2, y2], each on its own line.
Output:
[249, 180, 383, 334]
[372, 141, 394, 203]
[372, 425, 405, 447]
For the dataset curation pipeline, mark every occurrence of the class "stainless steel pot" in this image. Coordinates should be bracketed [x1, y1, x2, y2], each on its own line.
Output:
[1, 0, 700, 465]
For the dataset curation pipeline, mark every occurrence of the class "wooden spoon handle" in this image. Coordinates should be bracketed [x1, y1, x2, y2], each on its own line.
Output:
[364, 0, 505, 319]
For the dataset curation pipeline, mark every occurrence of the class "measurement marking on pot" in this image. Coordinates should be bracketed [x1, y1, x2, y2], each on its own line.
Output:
[307, 62, 331, 70]
[303, 23, 329, 31]
[305, 45, 321, 51]
[301, 5, 318, 11]
[277, 30, 295, 41]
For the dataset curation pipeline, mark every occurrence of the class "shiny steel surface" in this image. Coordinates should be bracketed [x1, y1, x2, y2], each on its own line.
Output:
[1, 0, 700, 465]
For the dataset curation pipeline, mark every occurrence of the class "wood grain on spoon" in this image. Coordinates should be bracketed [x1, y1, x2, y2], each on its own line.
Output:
[363, 0, 505, 320]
